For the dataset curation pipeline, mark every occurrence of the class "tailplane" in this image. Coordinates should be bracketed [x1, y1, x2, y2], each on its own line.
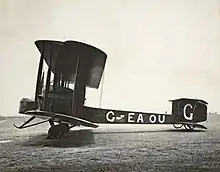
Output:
[170, 98, 208, 130]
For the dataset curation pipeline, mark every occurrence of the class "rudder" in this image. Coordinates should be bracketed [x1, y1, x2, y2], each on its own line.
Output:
[170, 98, 208, 123]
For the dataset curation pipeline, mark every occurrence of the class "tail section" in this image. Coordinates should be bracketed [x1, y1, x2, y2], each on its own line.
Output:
[170, 98, 208, 124]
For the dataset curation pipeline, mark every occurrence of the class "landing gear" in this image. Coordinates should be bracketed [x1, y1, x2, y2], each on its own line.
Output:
[47, 123, 70, 139]
[183, 124, 195, 131]
[173, 124, 183, 129]
[173, 123, 196, 131]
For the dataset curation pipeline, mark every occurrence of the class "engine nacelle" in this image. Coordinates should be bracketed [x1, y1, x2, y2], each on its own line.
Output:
[19, 98, 36, 114]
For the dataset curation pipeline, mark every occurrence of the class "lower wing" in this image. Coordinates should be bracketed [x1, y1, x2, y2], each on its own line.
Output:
[25, 110, 99, 128]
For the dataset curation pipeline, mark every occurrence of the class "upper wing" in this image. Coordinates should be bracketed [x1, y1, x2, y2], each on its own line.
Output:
[25, 110, 99, 128]
[35, 40, 107, 89]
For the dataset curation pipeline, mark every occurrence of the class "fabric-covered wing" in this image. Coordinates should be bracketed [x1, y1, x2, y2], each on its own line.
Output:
[35, 40, 107, 89]
[25, 110, 99, 128]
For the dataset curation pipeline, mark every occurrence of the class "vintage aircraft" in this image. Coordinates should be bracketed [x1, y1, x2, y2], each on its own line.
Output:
[15, 40, 208, 139]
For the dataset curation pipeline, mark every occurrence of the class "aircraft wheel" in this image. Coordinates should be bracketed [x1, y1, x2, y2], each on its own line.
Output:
[173, 124, 183, 129]
[47, 124, 69, 139]
[183, 124, 195, 131]
[59, 123, 70, 134]
[47, 125, 62, 139]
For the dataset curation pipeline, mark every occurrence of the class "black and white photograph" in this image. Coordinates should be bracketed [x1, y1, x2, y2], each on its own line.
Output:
[0, 0, 220, 171]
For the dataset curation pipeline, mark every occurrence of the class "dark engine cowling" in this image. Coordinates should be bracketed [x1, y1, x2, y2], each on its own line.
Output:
[19, 98, 36, 114]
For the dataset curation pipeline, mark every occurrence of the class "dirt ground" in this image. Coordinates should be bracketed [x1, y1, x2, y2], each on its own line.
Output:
[0, 115, 220, 172]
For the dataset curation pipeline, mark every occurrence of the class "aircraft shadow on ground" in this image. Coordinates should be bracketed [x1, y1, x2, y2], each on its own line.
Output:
[22, 129, 95, 148]
[21, 128, 206, 148]
[94, 129, 206, 135]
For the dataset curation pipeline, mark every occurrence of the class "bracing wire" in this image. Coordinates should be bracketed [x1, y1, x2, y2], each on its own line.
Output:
[99, 70, 105, 108]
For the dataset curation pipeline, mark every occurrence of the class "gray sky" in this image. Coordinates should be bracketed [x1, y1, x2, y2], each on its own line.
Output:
[1, 0, 220, 116]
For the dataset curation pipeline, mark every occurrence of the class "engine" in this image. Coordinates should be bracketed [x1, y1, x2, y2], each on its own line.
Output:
[19, 98, 36, 114]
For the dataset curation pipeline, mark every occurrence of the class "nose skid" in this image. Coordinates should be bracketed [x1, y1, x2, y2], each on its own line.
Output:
[13, 116, 49, 129]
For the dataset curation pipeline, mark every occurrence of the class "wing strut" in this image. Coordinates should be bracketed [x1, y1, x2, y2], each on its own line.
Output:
[13, 116, 49, 129]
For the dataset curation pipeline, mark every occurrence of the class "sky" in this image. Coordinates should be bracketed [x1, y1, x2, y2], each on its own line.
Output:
[0, 0, 220, 116]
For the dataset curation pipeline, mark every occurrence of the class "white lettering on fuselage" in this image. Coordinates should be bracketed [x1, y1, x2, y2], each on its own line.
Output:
[137, 114, 144, 123]
[116, 115, 125, 120]
[105, 111, 166, 124]
[183, 104, 194, 120]
[128, 113, 135, 122]
[158, 115, 165, 123]
[106, 111, 115, 122]
[149, 115, 157, 123]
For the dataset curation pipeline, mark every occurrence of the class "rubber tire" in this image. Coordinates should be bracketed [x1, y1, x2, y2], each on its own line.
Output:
[173, 124, 184, 129]
[47, 125, 63, 139]
[47, 123, 70, 139]
[59, 123, 70, 134]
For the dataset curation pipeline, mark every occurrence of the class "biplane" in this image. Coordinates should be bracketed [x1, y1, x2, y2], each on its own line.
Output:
[15, 40, 208, 139]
